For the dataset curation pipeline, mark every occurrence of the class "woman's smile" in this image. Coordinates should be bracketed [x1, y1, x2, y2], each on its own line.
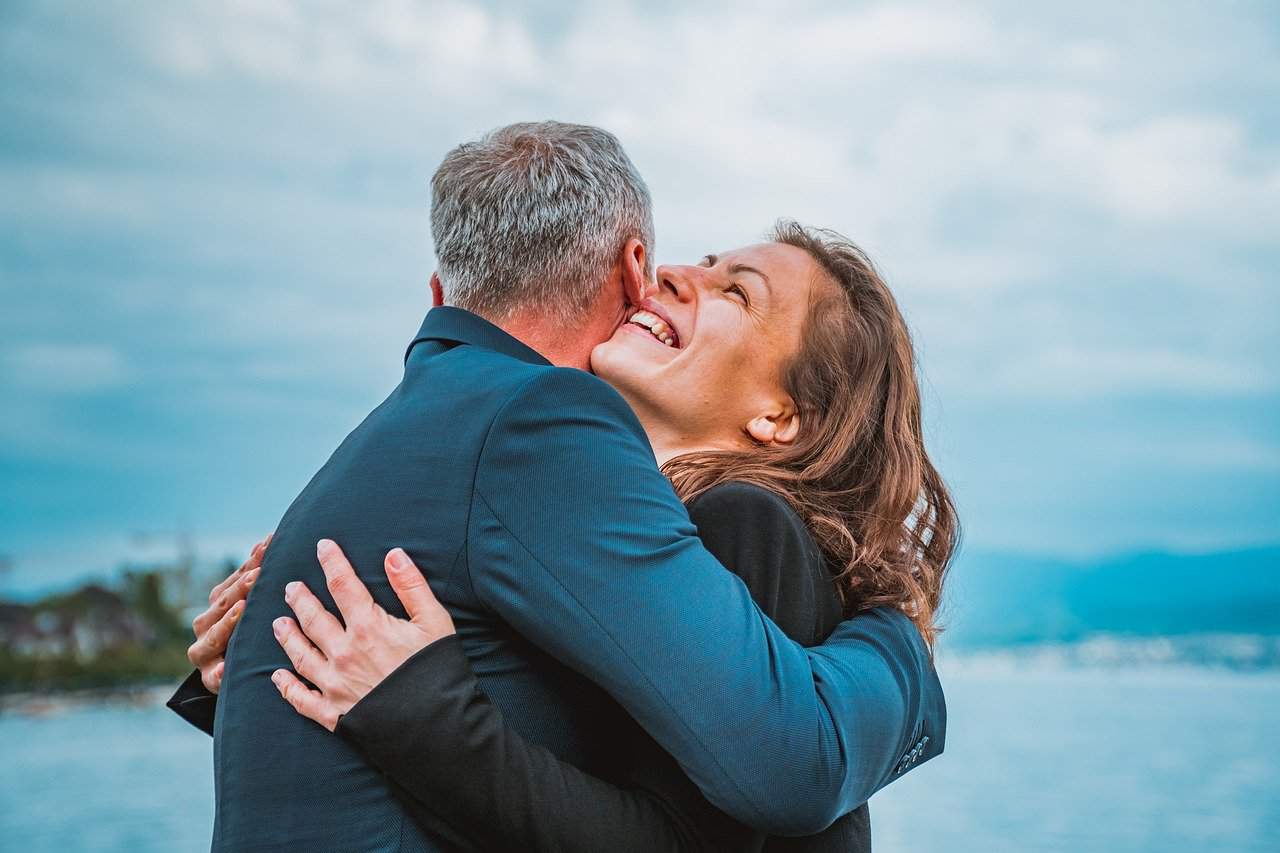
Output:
[624, 301, 683, 348]
[620, 297, 690, 357]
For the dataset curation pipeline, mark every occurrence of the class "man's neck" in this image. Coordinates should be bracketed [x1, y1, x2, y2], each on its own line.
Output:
[491, 305, 625, 372]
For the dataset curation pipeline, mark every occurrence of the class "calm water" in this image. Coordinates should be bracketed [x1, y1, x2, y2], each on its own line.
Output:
[2, 661, 1277, 852]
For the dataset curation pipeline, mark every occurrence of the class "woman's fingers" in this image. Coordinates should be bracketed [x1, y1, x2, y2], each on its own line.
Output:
[283, 580, 345, 657]
[273, 616, 328, 686]
[193, 568, 259, 638]
[385, 548, 454, 638]
[271, 669, 340, 732]
[316, 539, 375, 624]
[207, 534, 271, 605]
[206, 561, 245, 608]
[210, 660, 225, 693]
[191, 598, 244, 694]
[190, 599, 246, 672]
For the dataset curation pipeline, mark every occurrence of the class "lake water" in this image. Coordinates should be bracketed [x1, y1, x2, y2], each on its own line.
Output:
[2, 660, 1277, 852]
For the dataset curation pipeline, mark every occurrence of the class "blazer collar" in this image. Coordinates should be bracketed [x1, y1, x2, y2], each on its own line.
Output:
[405, 306, 551, 367]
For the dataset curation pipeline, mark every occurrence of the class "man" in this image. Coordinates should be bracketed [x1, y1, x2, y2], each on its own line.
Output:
[169, 121, 944, 851]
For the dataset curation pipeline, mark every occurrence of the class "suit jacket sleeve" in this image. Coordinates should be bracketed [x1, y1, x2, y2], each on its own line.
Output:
[465, 368, 944, 835]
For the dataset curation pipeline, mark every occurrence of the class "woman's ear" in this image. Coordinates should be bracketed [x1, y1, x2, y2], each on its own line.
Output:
[619, 238, 651, 304]
[745, 404, 801, 446]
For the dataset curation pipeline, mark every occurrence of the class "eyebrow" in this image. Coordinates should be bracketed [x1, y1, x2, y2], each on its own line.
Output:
[700, 254, 773, 297]
[728, 263, 770, 284]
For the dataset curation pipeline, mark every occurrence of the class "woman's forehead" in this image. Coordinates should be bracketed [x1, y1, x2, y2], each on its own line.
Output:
[716, 242, 817, 278]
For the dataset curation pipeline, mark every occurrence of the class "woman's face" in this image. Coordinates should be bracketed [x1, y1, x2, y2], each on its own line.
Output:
[591, 242, 826, 455]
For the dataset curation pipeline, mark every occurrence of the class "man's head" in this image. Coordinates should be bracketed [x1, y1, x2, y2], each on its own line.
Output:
[431, 121, 654, 328]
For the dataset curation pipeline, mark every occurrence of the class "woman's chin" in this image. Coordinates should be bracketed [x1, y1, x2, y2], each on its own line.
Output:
[590, 337, 637, 383]
[592, 337, 665, 401]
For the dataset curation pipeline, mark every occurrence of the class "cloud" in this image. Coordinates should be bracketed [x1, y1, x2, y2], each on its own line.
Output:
[0, 0, 1277, 567]
[3, 344, 131, 393]
[986, 344, 1275, 398]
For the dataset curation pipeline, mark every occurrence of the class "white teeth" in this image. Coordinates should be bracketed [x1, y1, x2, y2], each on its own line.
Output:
[628, 309, 677, 348]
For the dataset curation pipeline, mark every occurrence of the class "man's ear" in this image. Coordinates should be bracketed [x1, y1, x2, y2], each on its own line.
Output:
[619, 238, 650, 305]
[745, 403, 801, 446]
[430, 272, 445, 308]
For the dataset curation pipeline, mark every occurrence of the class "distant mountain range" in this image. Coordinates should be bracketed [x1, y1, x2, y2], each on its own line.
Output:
[6, 544, 1277, 658]
[941, 546, 1280, 648]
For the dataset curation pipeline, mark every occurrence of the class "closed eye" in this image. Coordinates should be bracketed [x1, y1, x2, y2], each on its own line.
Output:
[727, 283, 749, 305]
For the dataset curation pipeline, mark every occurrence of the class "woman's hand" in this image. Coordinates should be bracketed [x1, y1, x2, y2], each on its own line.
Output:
[188, 533, 270, 693]
[270, 539, 456, 732]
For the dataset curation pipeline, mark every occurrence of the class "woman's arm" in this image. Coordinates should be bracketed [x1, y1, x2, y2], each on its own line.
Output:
[337, 635, 700, 852]
[328, 483, 832, 852]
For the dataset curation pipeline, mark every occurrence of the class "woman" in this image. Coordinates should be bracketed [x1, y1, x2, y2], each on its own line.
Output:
[190, 221, 957, 851]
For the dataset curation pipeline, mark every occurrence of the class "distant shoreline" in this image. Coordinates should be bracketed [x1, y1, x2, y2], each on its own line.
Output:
[0, 683, 175, 717]
[941, 632, 1280, 672]
[6, 632, 1280, 720]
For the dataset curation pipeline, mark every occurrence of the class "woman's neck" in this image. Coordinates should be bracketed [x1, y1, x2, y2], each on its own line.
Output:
[631, 406, 741, 468]
[648, 431, 688, 468]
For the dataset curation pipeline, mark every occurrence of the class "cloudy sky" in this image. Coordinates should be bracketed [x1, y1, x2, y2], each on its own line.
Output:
[2, 0, 1277, 590]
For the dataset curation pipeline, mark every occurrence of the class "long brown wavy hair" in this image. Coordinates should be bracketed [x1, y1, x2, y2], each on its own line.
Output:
[662, 221, 958, 646]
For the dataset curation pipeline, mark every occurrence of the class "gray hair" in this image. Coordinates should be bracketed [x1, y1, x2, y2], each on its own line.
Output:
[430, 121, 655, 323]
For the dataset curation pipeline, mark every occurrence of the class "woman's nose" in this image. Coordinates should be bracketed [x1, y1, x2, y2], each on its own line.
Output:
[655, 265, 696, 302]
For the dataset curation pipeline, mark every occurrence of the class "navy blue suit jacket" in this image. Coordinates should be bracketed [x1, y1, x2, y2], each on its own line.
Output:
[209, 307, 945, 851]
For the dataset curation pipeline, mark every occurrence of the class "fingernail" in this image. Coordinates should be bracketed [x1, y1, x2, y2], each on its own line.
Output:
[285, 581, 300, 598]
[317, 539, 335, 558]
[231, 601, 244, 619]
[388, 548, 411, 572]
[244, 569, 259, 586]
[271, 670, 284, 686]
[273, 617, 287, 635]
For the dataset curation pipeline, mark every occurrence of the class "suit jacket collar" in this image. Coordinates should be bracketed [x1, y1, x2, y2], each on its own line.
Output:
[405, 306, 551, 367]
